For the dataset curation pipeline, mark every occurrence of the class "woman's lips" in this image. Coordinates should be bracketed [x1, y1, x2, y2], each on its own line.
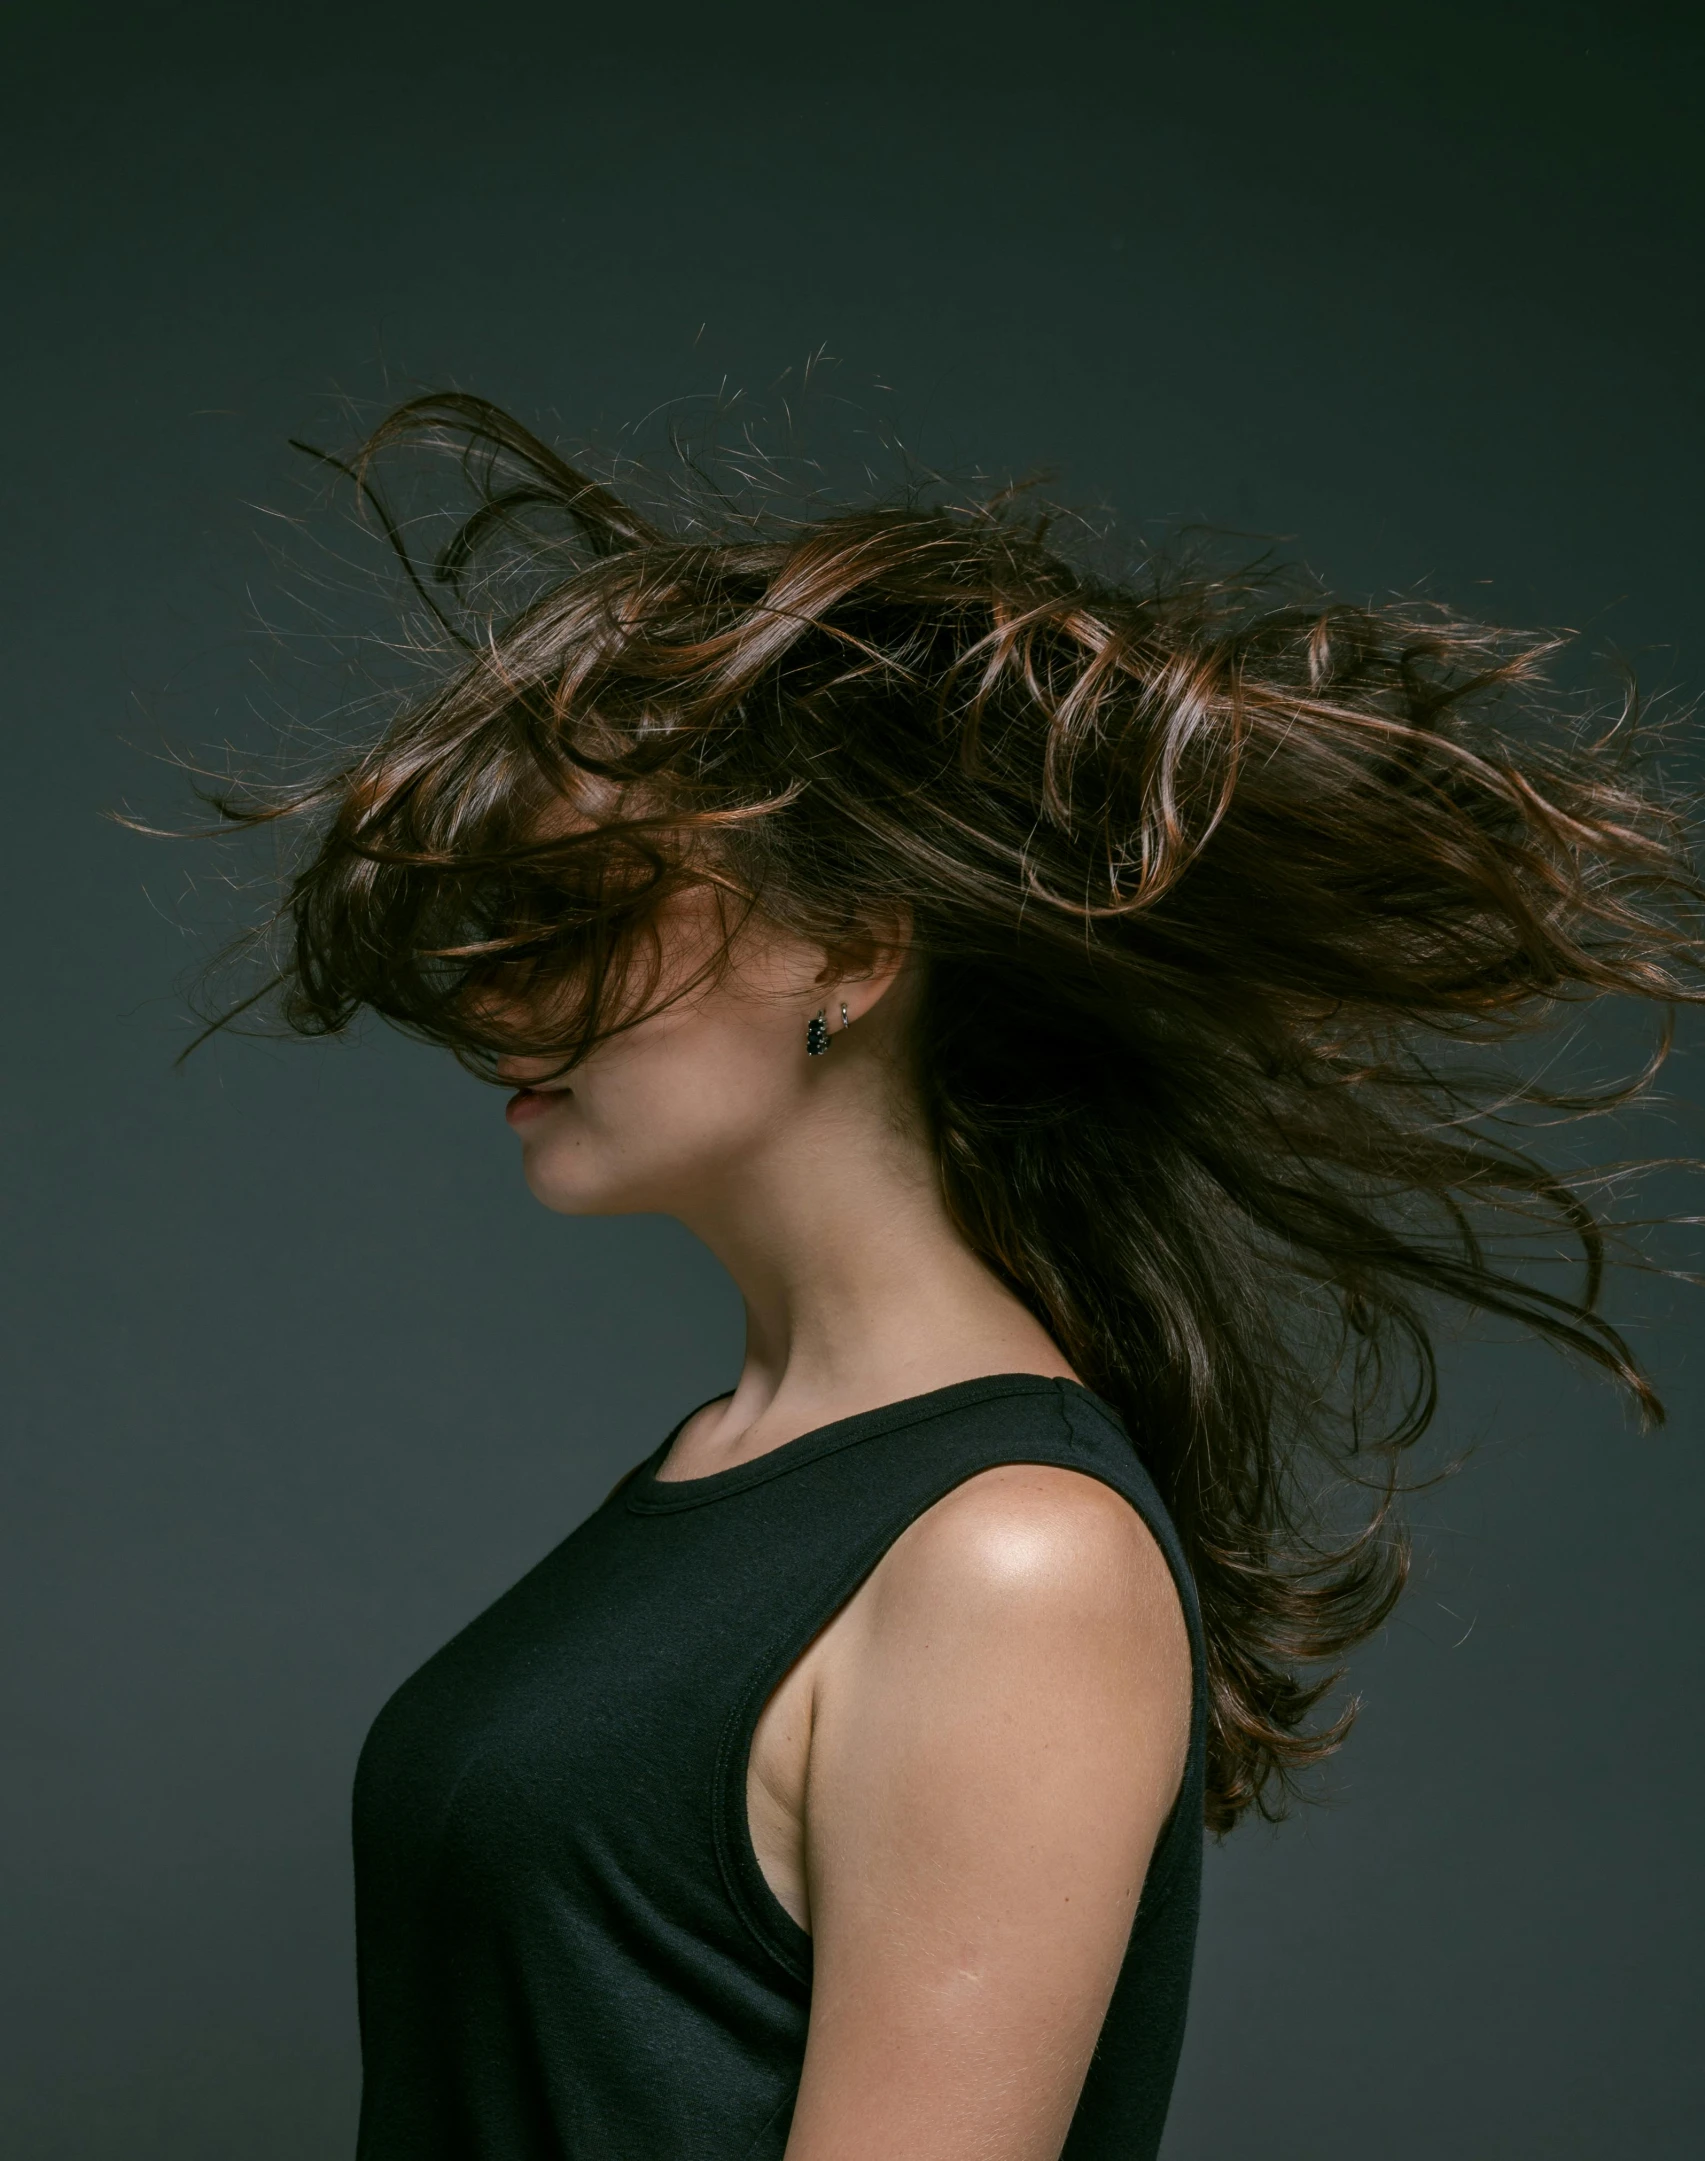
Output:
[505, 1088, 567, 1127]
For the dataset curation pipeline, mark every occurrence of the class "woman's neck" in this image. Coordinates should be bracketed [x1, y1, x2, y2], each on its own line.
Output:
[658, 1091, 1076, 1481]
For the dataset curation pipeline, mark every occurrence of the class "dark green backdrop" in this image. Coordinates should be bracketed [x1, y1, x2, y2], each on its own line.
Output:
[3, 3, 1701, 2154]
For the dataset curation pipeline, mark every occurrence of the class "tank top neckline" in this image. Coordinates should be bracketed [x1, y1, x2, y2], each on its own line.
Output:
[627, 1371, 1115, 1515]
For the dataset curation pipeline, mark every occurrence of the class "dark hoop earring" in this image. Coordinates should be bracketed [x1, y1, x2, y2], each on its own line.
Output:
[840, 1002, 851, 1031]
[806, 1009, 831, 1057]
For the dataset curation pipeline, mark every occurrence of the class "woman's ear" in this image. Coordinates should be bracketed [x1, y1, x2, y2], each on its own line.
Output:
[816, 910, 913, 1024]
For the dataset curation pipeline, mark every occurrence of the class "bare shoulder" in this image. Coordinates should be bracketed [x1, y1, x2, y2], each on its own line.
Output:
[803, 1458, 1195, 1911]
[856, 1462, 1191, 1696]
[880, 1461, 1182, 1610]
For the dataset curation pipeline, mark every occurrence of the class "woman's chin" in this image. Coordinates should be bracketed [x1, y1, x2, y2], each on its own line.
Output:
[520, 1152, 632, 1218]
[524, 1165, 593, 1214]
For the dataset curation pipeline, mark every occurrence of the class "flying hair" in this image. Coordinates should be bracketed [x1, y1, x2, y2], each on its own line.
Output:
[189, 391, 1705, 1832]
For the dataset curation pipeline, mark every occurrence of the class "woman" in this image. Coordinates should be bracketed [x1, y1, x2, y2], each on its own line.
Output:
[205, 393, 1699, 2160]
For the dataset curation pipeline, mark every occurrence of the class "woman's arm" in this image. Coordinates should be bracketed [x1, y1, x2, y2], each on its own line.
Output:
[780, 1463, 1192, 2161]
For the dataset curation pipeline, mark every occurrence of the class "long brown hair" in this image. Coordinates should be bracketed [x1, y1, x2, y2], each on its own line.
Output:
[195, 392, 1703, 1831]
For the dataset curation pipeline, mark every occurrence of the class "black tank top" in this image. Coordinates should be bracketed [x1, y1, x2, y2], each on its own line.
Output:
[352, 1374, 1206, 2160]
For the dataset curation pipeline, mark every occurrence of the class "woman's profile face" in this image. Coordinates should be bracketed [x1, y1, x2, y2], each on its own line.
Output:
[495, 886, 876, 1221]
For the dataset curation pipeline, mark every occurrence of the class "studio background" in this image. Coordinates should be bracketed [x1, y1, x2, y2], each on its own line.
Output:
[4, 3, 1702, 2155]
